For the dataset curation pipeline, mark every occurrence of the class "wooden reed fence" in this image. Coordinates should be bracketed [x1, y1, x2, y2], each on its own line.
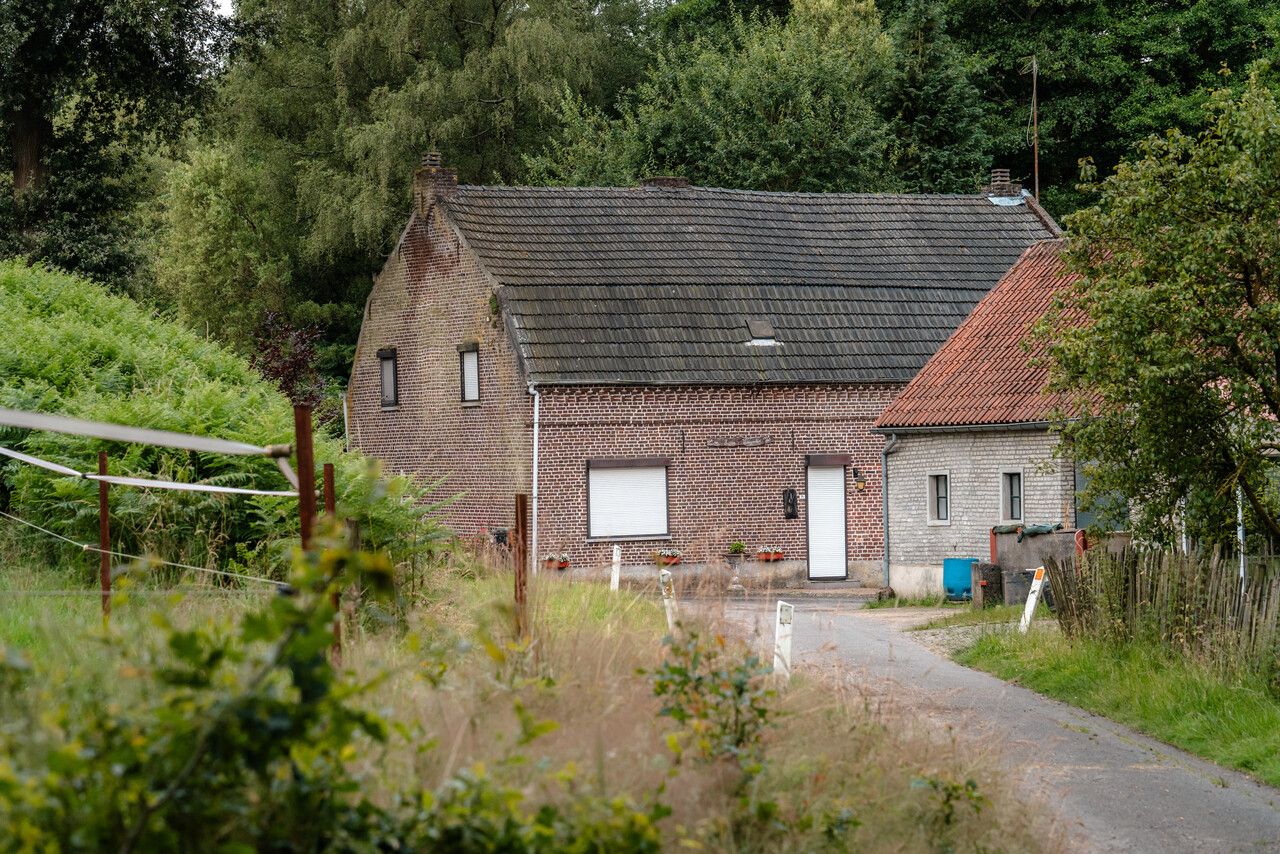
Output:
[1046, 547, 1280, 678]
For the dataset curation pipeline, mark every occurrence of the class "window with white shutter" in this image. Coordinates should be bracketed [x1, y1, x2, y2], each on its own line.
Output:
[587, 459, 669, 538]
[458, 342, 479, 402]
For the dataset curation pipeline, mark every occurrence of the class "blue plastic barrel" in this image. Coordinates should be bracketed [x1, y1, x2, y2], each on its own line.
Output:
[943, 557, 978, 600]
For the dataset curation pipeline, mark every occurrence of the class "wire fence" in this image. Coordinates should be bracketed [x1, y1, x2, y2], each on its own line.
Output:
[0, 509, 287, 590]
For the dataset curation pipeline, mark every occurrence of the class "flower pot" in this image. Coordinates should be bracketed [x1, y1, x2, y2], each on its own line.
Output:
[557, 560, 570, 571]
[726, 552, 745, 568]
[542, 559, 558, 571]
[757, 551, 783, 563]
[657, 555, 682, 566]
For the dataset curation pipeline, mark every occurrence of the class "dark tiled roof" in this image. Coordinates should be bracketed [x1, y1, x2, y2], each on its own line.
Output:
[443, 185, 1059, 385]
[504, 283, 989, 385]
[875, 240, 1080, 429]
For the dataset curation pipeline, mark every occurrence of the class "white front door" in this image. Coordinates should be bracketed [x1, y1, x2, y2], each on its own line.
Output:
[807, 465, 847, 580]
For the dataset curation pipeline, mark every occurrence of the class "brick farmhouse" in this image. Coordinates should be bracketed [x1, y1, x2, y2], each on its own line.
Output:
[874, 240, 1089, 594]
[347, 156, 1058, 584]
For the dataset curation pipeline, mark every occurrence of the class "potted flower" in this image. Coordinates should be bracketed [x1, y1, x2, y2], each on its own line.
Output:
[726, 540, 748, 568]
[756, 546, 784, 562]
[654, 547, 682, 567]
[543, 552, 570, 571]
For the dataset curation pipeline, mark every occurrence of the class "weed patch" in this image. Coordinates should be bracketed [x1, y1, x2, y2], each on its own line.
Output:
[958, 629, 1280, 787]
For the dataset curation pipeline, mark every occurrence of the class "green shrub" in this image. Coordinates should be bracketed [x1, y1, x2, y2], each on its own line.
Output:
[0, 259, 443, 575]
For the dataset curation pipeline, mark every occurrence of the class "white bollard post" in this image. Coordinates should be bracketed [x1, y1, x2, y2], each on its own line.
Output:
[611, 545, 621, 592]
[1019, 566, 1047, 634]
[774, 601, 794, 680]
[659, 568, 678, 634]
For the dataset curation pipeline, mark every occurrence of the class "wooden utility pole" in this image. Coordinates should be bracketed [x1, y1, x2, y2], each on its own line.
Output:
[294, 405, 316, 550]
[323, 462, 341, 660]
[513, 493, 529, 640]
[98, 451, 110, 621]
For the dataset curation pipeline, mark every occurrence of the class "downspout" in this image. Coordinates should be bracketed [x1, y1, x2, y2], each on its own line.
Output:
[881, 433, 899, 587]
[530, 384, 540, 574]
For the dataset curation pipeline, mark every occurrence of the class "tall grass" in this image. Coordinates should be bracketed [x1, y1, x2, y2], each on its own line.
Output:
[1047, 547, 1280, 681]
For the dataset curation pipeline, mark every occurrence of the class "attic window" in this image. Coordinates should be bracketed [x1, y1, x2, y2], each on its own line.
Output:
[378, 348, 398, 408]
[746, 318, 779, 347]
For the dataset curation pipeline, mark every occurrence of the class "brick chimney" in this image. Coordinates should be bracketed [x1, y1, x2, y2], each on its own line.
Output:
[983, 168, 1022, 197]
[414, 151, 458, 213]
[640, 175, 690, 189]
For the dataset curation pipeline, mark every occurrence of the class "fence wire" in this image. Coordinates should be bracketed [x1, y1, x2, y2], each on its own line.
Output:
[0, 509, 287, 589]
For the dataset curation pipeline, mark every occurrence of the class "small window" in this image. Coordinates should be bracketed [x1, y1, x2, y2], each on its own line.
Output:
[588, 459, 669, 539]
[458, 342, 479, 402]
[378, 348, 398, 407]
[927, 473, 949, 524]
[1002, 471, 1023, 521]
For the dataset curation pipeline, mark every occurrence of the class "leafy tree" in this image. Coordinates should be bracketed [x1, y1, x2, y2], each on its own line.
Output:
[1042, 67, 1280, 545]
[155, 0, 652, 374]
[0, 0, 230, 285]
[526, 0, 898, 192]
[892, 0, 1280, 215]
[884, 0, 990, 193]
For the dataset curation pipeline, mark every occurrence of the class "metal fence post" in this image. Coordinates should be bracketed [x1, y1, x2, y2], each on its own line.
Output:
[294, 405, 316, 551]
[323, 462, 340, 661]
[514, 494, 529, 640]
[98, 451, 110, 623]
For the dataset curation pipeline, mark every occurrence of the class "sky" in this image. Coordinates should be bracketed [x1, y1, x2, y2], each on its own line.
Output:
[214, 0, 233, 16]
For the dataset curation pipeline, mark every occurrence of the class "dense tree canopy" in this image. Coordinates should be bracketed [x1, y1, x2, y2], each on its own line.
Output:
[1043, 68, 1280, 545]
[526, 0, 989, 194]
[907, 0, 1280, 214]
[0, 0, 229, 285]
[155, 0, 652, 374]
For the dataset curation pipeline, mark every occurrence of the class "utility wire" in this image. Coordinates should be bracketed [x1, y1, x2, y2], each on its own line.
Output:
[0, 510, 287, 588]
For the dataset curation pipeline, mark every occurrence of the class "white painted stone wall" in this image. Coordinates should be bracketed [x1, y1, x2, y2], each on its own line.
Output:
[885, 429, 1075, 594]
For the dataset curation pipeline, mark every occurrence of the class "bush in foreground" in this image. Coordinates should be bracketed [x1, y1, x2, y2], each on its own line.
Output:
[0, 538, 1059, 851]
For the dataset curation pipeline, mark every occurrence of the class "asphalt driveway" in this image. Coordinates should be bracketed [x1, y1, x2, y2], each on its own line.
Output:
[716, 599, 1280, 853]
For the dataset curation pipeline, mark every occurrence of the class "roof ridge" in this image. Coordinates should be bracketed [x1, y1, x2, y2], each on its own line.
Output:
[450, 184, 1003, 202]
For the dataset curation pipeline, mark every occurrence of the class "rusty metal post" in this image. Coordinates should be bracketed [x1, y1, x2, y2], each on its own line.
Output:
[294, 405, 316, 550]
[98, 451, 110, 622]
[323, 462, 341, 661]
[513, 493, 529, 640]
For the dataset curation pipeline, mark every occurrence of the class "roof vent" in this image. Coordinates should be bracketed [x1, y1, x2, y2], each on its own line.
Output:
[640, 176, 690, 189]
[746, 318, 779, 346]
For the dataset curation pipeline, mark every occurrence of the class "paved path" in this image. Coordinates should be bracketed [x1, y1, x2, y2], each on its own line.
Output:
[718, 600, 1280, 853]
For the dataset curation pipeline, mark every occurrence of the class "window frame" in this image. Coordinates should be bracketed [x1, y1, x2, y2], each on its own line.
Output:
[1000, 468, 1024, 523]
[377, 348, 398, 409]
[585, 457, 672, 541]
[926, 470, 950, 526]
[457, 341, 480, 403]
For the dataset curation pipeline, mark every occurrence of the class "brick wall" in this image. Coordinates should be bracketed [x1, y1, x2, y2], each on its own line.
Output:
[885, 428, 1075, 571]
[347, 206, 532, 535]
[535, 384, 901, 584]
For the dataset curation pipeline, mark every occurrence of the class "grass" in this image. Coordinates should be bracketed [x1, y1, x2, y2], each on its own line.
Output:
[862, 593, 959, 609]
[957, 628, 1280, 787]
[0, 537, 1062, 851]
[914, 602, 1051, 631]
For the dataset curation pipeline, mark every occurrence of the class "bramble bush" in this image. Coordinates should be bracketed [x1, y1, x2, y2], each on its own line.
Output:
[0, 260, 445, 576]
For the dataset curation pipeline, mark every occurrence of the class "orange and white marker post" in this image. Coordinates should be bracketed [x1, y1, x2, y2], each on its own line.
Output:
[1019, 566, 1047, 634]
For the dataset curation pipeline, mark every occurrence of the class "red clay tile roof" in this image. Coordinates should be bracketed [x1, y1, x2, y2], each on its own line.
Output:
[874, 240, 1078, 429]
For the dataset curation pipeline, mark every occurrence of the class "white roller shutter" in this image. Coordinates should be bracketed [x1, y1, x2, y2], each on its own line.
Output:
[588, 464, 668, 538]
[461, 350, 479, 401]
[807, 465, 847, 579]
